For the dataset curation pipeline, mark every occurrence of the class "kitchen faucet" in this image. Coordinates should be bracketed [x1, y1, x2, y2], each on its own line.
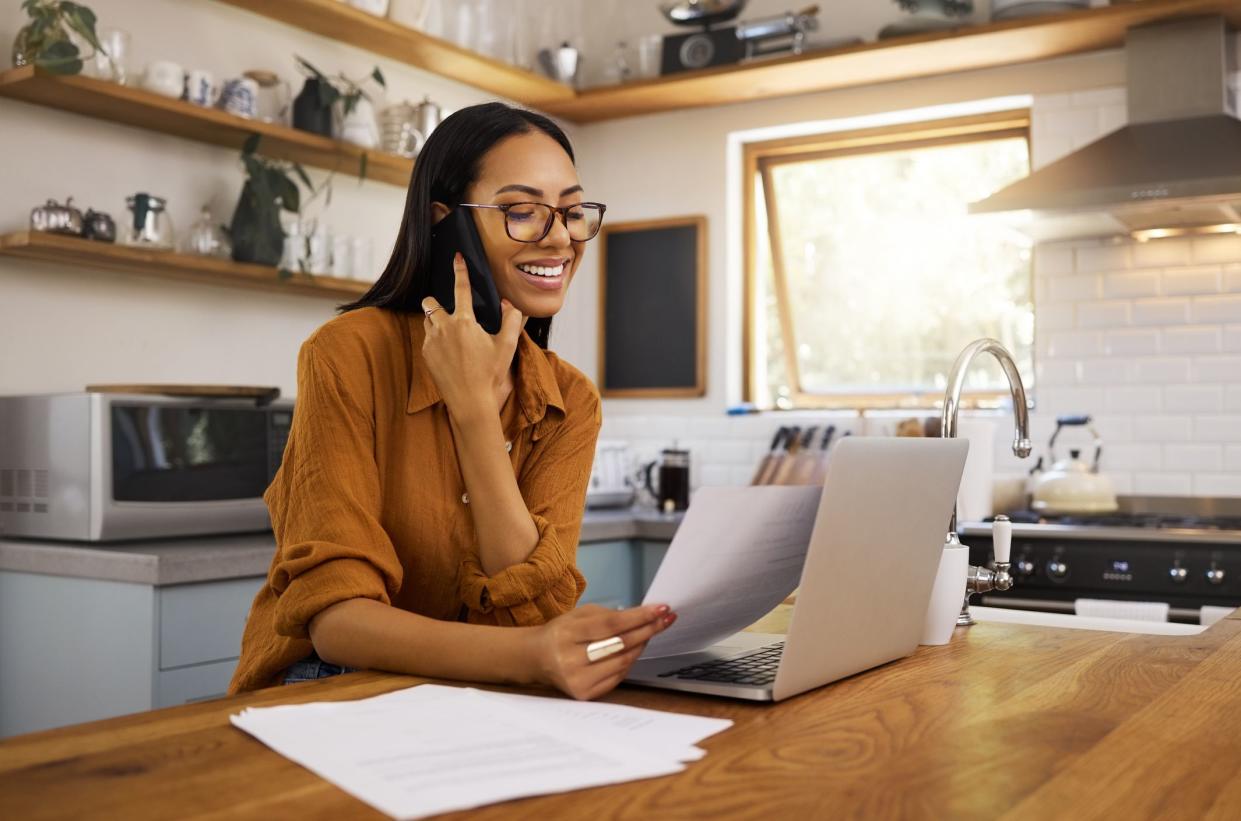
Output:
[941, 338, 1033, 626]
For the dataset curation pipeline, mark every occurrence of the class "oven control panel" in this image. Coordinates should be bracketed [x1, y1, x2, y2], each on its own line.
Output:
[966, 536, 1240, 607]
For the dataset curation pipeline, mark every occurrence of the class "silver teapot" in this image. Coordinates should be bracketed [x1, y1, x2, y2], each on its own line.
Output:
[30, 197, 84, 236]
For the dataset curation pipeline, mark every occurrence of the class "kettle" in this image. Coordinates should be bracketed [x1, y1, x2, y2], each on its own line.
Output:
[1030, 415, 1118, 514]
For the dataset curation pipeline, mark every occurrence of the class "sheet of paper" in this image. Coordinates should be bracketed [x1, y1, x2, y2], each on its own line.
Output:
[640, 485, 822, 659]
[231, 683, 731, 820]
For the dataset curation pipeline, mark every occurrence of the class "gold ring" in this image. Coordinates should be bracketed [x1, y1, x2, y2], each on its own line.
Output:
[585, 636, 624, 663]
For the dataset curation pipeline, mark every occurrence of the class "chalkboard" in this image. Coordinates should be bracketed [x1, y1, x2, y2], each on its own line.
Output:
[598, 216, 706, 397]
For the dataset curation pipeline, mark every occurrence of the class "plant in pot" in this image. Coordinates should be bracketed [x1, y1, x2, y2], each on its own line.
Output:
[12, 0, 106, 74]
[229, 134, 332, 276]
[292, 56, 386, 150]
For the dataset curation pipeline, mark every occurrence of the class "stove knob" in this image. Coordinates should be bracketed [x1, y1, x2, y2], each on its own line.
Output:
[1047, 559, 1068, 580]
[1015, 558, 1036, 577]
[1206, 566, 1226, 585]
[1169, 565, 1188, 584]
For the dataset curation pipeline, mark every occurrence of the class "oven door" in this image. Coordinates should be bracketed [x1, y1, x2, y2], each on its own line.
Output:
[91, 394, 290, 541]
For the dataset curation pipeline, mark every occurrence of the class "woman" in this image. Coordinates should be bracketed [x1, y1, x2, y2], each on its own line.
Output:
[229, 102, 675, 700]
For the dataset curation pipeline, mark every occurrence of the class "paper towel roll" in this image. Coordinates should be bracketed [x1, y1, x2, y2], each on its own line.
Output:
[1075, 598, 1169, 622]
[955, 418, 996, 522]
[1200, 605, 1236, 627]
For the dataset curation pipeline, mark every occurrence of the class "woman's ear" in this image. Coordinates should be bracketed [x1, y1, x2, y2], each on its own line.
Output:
[430, 201, 451, 225]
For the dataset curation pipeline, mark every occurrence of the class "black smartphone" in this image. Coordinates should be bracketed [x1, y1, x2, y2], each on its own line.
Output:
[427, 207, 503, 334]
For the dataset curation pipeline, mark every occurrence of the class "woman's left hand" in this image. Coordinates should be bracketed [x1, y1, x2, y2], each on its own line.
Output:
[421, 252, 524, 419]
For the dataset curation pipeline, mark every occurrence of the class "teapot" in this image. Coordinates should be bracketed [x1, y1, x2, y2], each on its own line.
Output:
[1030, 415, 1118, 514]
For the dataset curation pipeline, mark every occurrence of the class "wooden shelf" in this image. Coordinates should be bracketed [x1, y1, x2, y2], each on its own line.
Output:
[544, 0, 1241, 122]
[0, 231, 370, 300]
[0, 66, 414, 186]
[217, 0, 575, 108]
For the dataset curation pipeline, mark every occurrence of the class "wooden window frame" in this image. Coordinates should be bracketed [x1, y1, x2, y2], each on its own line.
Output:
[742, 109, 1032, 410]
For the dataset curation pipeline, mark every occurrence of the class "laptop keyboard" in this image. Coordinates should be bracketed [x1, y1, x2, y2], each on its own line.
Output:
[656, 642, 784, 686]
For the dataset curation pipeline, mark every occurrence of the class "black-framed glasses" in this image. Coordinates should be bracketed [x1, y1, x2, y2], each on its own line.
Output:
[457, 201, 607, 243]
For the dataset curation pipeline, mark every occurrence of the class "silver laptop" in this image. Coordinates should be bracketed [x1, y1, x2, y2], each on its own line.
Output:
[624, 437, 969, 702]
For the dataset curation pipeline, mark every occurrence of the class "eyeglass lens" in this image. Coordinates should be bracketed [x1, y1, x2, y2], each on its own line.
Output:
[506, 203, 603, 242]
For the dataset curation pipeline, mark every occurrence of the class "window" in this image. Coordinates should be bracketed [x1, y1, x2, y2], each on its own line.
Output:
[744, 110, 1034, 409]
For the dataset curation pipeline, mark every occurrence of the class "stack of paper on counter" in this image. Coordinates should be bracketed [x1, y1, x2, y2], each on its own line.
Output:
[231, 683, 732, 820]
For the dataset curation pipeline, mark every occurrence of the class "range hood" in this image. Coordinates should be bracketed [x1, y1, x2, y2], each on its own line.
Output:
[970, 15, 1241, 242]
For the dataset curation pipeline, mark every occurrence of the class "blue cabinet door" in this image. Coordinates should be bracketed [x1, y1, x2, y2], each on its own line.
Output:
[576, 540, 636, 608]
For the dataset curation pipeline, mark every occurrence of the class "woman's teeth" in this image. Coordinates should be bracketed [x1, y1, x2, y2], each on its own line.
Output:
[516, 263, 564, 278]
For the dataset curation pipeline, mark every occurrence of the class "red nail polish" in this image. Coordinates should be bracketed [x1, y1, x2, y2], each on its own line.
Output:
[655, 604, 670, 615]
[663, 613, 677, 625]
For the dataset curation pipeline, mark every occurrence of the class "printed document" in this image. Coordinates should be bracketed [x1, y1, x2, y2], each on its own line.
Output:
[640, 485, 822, 658]
[231, 684, 731, 820]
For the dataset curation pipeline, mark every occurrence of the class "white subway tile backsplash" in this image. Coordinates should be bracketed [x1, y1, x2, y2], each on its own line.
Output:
[1110, 473, 1134, 495]
[1226, 445, 1241, 472]
[1132, 358, 1191, 384]
[1032, 135, 1072, 170]
[1132, 298, 1190, 326]
[1049, 274, 1101, 302]
[1047, 330, 1102, 357]
[1193, 473, 1241, 496]
[1223, 325, 1241, 352]
[1036, 386, 1106, 413]
[1077, 301, 1130, 328]
[1078, 357, 1130, 385]
[1228, 386, 1241, 412]
[1103, 329, 1160, 355]
[1070, 87, 1126, 108]
[1225, 264, 1241, 292]
[1102, 271, 1159, 298]
[1191, 356, 1241, 383]
[1097, 104, 1126, 136]
[1164, 385, 1223, 412]
[1190, 234, 1241, 265]
[1038, 359, 1081, 385]
[1133, 415, 1193, 442]
[1162, 266, 1221, 296]
[1163, 444, 1223, 472]
[1132, 238, 1192, 269]
[1133, 472, 1192, 495]
[1163, 327, 1222, 354]
[1194, 416, 1241, 443]
[1103, 386, 1163, 413]
[728, 465, 757, 487]
[700, 465, 731, 487]
[1190, 294, 1241, 323]
[1105, 443, 1162, 472]
[1077, 244, 1132, 273]
[1034, 245, 1075, 277]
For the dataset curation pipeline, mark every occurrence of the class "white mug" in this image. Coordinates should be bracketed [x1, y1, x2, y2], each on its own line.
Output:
[919, 543, 969, 645]
[185, 69, 218, 107]
[219, 77, 259, 119]
[142, 60, 185, 99]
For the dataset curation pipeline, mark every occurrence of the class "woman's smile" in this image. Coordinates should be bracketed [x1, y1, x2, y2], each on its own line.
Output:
[514, 257, 571, 290]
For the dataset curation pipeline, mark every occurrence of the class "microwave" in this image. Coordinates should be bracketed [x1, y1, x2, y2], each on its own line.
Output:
[0, 392, 293, 542]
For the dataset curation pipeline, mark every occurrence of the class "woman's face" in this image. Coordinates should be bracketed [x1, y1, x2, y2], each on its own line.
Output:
[435, 131, 587, 320]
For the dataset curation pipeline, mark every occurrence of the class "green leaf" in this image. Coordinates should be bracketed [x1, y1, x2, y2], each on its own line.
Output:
[343, 93, 358, 116]
[277, 267, 293, 280]
[61, 4, 103, 54]
[358, 153, 368, 182]
[242, 132, 261, 155]
[291, 163, 313, 191]
[273, 172, 300, 213]
[22, 0, 41, 14]
[371, 66, 385, 88]
[36, 39, 82, 74]
[295, 55, 328, 81]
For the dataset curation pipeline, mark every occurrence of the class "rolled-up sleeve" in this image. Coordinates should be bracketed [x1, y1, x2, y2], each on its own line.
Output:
[265, 338, 403, 640]
[457, 386, 601, 627]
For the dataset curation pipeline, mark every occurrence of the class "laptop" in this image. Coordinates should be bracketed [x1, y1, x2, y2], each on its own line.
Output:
[624, 436, 969, 702]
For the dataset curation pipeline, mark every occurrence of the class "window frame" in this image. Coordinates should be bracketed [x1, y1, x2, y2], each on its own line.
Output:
[742, 109, 1033, 410]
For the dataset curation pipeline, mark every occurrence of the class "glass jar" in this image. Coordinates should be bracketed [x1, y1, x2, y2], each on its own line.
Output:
[182, 206, 231, 258]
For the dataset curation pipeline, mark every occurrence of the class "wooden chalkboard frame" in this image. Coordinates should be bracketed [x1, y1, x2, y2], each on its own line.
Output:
[597, 215, 707, 398]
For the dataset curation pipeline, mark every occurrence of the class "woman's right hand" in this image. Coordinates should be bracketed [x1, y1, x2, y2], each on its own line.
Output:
[533, 603, 677, 700]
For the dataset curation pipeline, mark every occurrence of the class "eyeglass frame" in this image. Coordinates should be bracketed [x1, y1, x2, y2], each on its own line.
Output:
[455, 201, 608, 243]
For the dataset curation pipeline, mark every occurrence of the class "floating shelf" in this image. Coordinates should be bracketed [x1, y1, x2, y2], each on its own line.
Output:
[0, 66, 414, 186]
[0, 231, 370, 300]
[217, 0, 574, 108]
[544, 0, 1241, 122]
[219, 0, 1241, 123]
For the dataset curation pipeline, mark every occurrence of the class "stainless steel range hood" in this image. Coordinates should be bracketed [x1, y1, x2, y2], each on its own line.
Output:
[970, 15, 1241, 242]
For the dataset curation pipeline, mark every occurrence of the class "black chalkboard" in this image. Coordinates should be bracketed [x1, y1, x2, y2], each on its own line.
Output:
[598, 217, 706, 397]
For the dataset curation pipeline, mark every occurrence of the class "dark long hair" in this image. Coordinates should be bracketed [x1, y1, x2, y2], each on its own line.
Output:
[337, 102, 576, 349]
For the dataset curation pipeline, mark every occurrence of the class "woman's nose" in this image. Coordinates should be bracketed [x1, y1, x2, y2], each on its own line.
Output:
[540, 211, 572, 247]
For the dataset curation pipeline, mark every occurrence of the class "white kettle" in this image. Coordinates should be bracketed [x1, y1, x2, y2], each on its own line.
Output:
[1030, 415, 1118, 515]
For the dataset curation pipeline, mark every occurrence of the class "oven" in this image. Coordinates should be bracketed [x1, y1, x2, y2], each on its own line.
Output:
[959, 497, 1241, 625]
[0, 391, 293, 542]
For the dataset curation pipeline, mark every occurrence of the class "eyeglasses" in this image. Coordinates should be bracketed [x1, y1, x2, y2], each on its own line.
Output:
[457, 201, 607, 243]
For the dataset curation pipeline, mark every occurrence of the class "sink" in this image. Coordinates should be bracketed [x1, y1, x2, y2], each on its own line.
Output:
[969, 605, 1206, 636]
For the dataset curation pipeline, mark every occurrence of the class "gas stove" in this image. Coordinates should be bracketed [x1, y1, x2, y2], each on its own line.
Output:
[958, 496, 1241, 623]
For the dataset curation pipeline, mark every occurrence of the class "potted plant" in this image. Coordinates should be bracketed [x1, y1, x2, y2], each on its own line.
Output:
[12, 0, 105, 74]
[292, 56, 386, 149]
[229, 134, 331, 273]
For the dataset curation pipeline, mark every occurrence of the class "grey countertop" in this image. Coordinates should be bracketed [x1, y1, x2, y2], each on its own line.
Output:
[0, 508, 683, 587]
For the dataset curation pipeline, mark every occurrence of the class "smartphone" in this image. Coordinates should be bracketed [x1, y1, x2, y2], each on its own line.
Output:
[427, 207, 503, 334]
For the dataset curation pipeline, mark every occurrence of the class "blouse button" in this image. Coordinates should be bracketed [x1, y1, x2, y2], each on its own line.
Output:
[504, 440, 513, 453]
[461, 492, 470, 505]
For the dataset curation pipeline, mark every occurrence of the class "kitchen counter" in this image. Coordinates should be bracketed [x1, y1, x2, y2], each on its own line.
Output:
[4, 606, 1241, 818]
[0, 508, 682, 586]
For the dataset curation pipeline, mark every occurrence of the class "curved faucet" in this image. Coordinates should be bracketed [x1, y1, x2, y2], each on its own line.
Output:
[940, 338, 1033, 626]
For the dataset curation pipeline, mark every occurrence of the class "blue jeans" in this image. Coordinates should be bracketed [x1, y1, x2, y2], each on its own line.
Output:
[282, 651, 357, 684]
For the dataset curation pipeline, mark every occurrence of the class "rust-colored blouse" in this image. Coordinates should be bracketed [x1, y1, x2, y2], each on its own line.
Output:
[229, 306, 601, 693]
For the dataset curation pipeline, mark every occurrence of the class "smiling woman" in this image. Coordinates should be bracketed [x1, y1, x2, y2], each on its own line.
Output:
[228, 102, 675, 701]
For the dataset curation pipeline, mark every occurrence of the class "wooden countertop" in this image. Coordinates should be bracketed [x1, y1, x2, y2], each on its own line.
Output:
[4, 607, 1241, 819]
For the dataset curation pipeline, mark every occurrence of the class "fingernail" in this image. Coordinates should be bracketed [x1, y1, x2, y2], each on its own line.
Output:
[655, 604, 670, 615]
[663, 613, 677, 626]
